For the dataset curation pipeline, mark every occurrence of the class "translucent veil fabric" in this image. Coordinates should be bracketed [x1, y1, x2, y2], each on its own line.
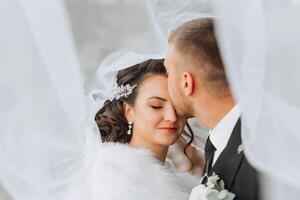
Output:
[213, 0, 300, 198]
[0, 1, 97, 199]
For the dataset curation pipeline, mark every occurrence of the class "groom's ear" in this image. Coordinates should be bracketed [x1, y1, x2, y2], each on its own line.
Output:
[182, 72, 194, 96]
[123, 102, 134, 122]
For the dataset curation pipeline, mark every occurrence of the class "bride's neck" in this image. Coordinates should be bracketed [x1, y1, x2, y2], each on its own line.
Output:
[150, 146, 169, 164]
[129, 139, 168, 164]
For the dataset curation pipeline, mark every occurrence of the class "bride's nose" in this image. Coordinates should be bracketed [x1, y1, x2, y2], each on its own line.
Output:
[164, 106, 177, 123]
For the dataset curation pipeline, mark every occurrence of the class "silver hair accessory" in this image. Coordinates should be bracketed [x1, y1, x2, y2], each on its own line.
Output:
[127, 121, 133, 135]
[113, 80, 137, 100]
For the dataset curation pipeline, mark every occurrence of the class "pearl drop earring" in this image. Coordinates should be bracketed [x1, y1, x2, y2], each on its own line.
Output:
[127, 121, 133, 135]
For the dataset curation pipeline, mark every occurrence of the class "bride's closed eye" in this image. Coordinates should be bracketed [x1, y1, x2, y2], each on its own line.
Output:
[147, 96, 166, 110]
[147, 101, 163, 110]
[150, 105, 163, 109]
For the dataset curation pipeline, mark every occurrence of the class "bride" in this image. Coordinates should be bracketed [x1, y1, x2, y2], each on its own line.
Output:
[63, 59, 198, 200]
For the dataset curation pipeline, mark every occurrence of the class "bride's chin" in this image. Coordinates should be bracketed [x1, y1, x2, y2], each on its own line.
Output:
[155, 134, 179, 145]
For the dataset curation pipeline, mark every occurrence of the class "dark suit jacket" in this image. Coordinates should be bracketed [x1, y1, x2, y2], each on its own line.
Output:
[204, 119, 259, 200]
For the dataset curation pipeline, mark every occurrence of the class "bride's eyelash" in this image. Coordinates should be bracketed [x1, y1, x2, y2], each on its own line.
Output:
[151, 105, 163, 109]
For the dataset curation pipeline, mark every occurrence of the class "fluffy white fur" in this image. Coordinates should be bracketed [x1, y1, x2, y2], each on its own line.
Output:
[64, 142, 199, 200]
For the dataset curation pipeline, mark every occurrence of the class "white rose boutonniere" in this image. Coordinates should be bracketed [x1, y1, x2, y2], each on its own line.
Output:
[188, 173, 235, 200]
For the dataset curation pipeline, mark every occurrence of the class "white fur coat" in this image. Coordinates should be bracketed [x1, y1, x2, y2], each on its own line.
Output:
[64, 142, 198, 200]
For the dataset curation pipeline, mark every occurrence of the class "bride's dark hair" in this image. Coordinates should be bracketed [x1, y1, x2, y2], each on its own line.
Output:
[95, 59, 194, 152]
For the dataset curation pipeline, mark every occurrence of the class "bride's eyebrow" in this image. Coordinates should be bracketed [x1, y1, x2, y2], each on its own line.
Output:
[147, 96, 166, 101]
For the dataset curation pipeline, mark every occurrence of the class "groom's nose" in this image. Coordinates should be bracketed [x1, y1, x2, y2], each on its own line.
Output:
[164, 107, 177, 123]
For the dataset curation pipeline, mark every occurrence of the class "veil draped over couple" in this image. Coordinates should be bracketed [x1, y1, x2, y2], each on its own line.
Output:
[1, 1, 300, 200]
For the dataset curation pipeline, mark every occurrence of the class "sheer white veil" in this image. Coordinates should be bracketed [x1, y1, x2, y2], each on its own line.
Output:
[1, 0, 300, 199]
[0, 1, 98, 199]
[213, 0, 300, 199]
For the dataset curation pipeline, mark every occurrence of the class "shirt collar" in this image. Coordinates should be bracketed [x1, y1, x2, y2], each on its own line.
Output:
[209, 104, 241, 152]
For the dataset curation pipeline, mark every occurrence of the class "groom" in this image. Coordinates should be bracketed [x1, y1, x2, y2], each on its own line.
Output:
[164, 18, 259, 200]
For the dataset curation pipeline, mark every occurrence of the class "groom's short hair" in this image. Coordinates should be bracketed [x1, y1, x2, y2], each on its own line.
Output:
[169, 18, 230, 97]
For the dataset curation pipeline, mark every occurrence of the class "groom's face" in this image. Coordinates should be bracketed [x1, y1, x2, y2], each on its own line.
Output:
[164, 44, 192, 118]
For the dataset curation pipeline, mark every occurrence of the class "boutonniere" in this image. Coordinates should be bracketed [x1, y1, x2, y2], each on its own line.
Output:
[237, 144, 244, 154]
[189, 173, 235, 200]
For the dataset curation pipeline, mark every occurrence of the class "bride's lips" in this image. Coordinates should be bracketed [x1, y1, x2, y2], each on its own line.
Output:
[158, 127, 178, 133]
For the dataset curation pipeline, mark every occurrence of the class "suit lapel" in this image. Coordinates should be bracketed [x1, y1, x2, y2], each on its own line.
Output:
[208, 119, 244, 190]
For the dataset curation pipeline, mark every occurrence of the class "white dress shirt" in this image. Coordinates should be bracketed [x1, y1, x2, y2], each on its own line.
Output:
[209, 104, 241, 166]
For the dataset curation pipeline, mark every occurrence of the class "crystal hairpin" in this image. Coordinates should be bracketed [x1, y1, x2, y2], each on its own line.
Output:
[113, 80, 137, 100]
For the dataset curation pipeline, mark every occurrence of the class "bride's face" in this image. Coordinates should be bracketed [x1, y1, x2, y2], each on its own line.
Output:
[126, 75, 185, 147]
